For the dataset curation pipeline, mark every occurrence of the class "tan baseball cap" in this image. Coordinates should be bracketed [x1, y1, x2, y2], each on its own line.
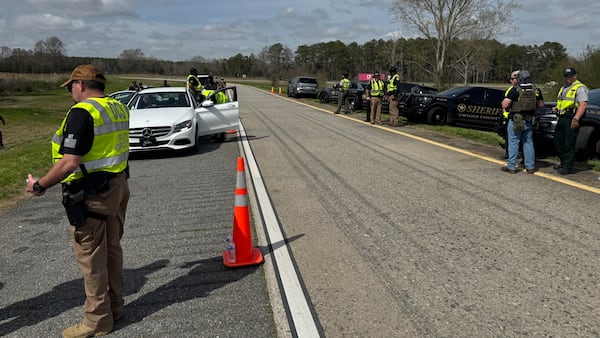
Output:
[60, 64, 106, 87]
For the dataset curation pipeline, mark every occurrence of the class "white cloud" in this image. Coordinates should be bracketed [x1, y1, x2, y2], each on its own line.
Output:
[0, 0, 596, 60]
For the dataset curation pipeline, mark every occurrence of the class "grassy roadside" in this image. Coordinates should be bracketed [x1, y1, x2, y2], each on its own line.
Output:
[0, 75, 167, 213]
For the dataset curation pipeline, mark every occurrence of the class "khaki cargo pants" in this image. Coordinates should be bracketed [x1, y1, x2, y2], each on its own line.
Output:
[69, 171, 129, 332]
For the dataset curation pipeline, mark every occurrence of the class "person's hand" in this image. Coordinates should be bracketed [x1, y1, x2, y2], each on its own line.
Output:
[551, 106, 557, 113]
[571, 118, 579, 129]
[26, 173, 45, 196]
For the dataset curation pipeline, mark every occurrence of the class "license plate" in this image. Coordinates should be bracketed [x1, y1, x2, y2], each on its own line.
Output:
[141, 137, 157, 147]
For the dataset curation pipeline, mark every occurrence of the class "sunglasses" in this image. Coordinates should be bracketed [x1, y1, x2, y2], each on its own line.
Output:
[66, 80, 81, 93]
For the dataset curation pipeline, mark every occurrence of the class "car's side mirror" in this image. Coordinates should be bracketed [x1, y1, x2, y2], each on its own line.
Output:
[201, 100, 215, 107]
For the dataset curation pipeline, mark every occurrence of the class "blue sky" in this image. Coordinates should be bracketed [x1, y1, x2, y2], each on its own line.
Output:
[0, 0, 598, 61]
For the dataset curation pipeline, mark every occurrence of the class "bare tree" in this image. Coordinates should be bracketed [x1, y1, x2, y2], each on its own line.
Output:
[391, 0, 518, 88]
[259, 43, 293, 86]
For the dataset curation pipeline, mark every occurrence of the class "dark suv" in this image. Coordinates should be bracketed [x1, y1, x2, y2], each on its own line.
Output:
[288, 76, 319, 98]
[402, 86, 504, 131]
[318, 81, 368, 111]
[363, 82, 438, 115]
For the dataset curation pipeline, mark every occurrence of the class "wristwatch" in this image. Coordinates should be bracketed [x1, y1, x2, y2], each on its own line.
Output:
[33, 181, 46, 194]
[573, 117, 579, 122]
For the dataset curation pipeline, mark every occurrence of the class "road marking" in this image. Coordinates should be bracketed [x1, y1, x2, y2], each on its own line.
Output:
[238, 120, 321, 338]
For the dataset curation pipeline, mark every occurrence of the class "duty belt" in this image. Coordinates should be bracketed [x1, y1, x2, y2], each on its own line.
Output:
[559, 109, 574, 117]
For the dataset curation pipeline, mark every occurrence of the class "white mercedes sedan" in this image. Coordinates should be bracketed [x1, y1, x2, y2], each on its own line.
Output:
[126, 86, 239, 152]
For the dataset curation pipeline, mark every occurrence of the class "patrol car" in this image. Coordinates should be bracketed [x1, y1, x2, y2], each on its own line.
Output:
[402, 86, 504, 130]
[533, 88, 600, 160]
[363, 82, 438, 115]
[318, 81, 368, 110]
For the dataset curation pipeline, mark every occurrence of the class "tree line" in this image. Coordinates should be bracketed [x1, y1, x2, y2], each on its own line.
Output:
[2, 36, 600, 92]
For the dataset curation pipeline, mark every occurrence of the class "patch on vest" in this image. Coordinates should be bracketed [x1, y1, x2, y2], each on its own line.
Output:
[64, 134, 78, 148]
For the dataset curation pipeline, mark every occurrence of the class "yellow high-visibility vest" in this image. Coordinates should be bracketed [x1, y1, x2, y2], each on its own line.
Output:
[187, 74, 203, 91]
[556, 80, 586, 114]
[51, 97, 129, 183]
[370, 79, 384, 96]
[386, 74, 400, 93]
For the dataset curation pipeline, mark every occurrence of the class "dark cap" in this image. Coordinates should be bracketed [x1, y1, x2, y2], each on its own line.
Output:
[564, 67, 577, 77]
[389, 66, 397, 73]
[60, 64, 105, 87]
[373, 72, 380, 77]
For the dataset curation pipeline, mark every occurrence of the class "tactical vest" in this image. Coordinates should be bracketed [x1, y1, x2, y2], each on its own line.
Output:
[387, 74, 400, 93]
[187, 74, 203, 91]
[51, 97, 129, 183]
[340, 78, 351, 91]
[510, 84, 537, 113]
[556, 80, 585, 114]
[370, 79, 384, 96]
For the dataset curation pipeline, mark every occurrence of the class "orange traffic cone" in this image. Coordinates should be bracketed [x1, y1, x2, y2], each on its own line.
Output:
[222, 157, 264, 267]
[278, 87, 282, 95]
[271, 86, 274, 93]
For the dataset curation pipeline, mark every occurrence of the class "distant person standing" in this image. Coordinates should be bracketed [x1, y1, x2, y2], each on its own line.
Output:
[366, 72, 385, 125]
[162, 79, 170, 87]
[335, 73, 351, 114]
[187, 68, 203, 100]
[500, 70, 544, 174]
[0, 114, 5, 149]
[497, 70, 520, 159]
[128, 80, 138, 91]
[386, 66, 401, 127]
[552, 67, 588, 175]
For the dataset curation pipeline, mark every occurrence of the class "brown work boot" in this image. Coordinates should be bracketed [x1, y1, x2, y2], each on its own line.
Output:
[62, 322, 110, 338]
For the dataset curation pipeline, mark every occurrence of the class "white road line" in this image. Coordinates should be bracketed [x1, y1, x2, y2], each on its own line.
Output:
[238, 120, 321, 338]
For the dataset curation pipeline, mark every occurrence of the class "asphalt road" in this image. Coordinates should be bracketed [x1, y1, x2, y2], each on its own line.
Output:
[1, 84, 599, 337]
[239, 85, 599, 337]
[0, 139, 276, 337]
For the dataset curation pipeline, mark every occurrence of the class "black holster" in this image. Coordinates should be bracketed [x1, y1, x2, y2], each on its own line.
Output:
[61, 164, 114, 227]
[62, 187, 87, 227]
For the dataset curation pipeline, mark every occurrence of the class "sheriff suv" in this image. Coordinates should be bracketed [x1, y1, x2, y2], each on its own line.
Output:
[402, 86, 504, 130]
[363, 82, 438, 115]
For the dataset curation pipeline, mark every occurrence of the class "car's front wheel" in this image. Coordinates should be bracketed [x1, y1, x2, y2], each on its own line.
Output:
[348, 95, 360, 111]
[575, 125, 599, 160]
[427, 107, 446, 125]
[319, 92, 330, 103]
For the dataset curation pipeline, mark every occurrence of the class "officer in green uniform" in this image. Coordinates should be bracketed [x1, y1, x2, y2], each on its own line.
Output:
[335, 73, 351, 114]
[26, 64, 130, 338]
[552, 67, 588, 175]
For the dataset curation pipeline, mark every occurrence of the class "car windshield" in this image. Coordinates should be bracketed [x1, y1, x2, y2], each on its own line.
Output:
[438, 87, 469, 97]
[299, 78, 317, 84]
[111, 91, 135, 104]
[130, 92, 190, 109]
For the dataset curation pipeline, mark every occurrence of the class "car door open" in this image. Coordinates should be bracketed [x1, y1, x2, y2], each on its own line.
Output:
[195, 87, 239, 136]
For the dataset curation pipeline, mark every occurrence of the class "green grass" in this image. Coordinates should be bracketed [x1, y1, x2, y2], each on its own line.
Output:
[0, 75, 143, 207]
